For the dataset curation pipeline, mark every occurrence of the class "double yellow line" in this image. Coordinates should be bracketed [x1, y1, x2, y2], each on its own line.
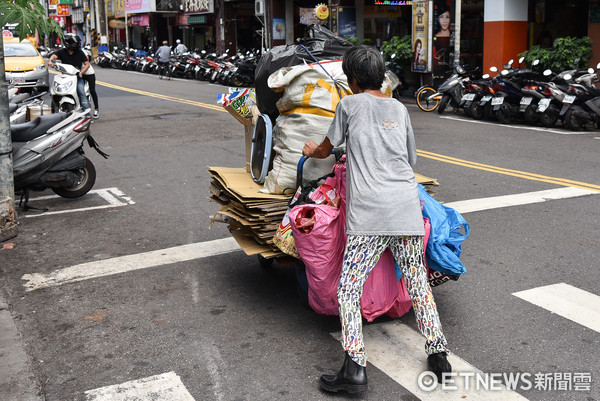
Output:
[97, 81, 226, 112]
[418, 150, 600, 192]
[94, 79, 600, 192]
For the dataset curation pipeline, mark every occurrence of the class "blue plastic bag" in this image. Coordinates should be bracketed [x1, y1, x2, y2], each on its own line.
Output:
[418, 184, 470, 276]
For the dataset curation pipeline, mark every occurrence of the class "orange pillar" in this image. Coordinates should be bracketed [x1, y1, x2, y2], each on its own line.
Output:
[483, 0, 528, 73]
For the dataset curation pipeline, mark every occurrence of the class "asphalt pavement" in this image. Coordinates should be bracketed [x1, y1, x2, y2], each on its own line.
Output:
[1, 66, 599, 401]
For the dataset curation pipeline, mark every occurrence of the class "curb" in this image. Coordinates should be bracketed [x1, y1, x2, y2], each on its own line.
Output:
[0, 281, 43, 401]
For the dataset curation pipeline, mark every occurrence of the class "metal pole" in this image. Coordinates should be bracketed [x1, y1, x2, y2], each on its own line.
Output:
[125, 12, 129, 49]
[454, 0, 461, 66]
[95, 0, 102, 34]
[0, 35, 18, 241]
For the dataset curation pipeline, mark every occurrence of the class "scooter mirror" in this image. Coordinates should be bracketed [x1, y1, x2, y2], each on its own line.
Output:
[563, 74, 572, 80]
[532, 59, 540, 66]
[508, 59, 514, 65]
[543, 69, 552, 76]
[597, 62, 600, 69]
[589, 68, 594, 74]
[501, 69, 509, 75]
[490, 66, 498, 72]
[518, 56, 525, 64]
[482, 74, 490, 79]
[391, 53, 396, 59]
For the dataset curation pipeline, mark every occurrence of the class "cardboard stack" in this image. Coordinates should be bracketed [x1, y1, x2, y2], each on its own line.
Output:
[208, 166, 291, 259]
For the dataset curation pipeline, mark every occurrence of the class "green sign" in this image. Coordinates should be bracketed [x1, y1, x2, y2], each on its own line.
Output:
[187, 15, 207, 24]
[59, 0, 73, 4]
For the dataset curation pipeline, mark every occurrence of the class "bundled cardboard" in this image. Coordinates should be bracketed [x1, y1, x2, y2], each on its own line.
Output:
[208, 165, 440, 260]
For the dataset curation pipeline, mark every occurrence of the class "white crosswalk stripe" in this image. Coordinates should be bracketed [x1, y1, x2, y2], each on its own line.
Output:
[513, 283, 600, 333]
[84, 371, 194, 400]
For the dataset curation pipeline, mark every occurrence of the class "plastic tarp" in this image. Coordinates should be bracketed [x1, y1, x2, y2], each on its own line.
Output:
[255, 24, 354, 122]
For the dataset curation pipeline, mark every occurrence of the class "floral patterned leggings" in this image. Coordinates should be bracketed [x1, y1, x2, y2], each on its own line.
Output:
[338, 234, 448, 367]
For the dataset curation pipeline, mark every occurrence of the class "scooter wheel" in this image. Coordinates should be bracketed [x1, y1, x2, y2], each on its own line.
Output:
[523, 104, 539, 125]
[564, 107, 586, 131]
[52, 157, 96, 198]
[470, 101, 485, 120]
[495, 104, 512, 124]
[539, 106, 559, 127]
[437, 95, 451, 115]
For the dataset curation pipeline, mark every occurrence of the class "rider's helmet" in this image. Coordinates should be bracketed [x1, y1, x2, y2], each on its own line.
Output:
[63, 33, 81, 50]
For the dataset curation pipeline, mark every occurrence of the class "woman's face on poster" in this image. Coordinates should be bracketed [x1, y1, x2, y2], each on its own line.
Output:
[438, 11, 450, 31]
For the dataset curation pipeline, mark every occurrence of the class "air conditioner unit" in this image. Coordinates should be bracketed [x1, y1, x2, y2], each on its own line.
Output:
[255, 0, 265, 16]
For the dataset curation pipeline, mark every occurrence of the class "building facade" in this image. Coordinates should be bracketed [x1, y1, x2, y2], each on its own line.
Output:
[48, 0, 600, 74]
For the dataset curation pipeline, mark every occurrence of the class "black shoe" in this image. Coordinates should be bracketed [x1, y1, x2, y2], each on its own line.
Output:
[427, 352, 452, 382]
[319, 353, 368, 393]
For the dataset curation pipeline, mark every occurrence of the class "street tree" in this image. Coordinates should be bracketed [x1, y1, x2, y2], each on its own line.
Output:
[0, 0, 61, 241]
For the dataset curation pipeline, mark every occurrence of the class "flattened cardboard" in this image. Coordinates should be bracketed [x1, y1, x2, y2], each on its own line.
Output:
[207, 167, 289, 201]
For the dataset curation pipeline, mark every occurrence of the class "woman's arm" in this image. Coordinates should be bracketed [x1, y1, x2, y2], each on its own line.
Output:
[302, 137, 333, 159]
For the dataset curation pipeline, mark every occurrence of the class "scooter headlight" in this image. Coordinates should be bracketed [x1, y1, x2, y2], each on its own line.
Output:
[53, 80, 73, 94]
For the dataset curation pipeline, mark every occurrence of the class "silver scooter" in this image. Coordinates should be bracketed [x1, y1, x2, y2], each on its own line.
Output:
[11, 108, 108, 208]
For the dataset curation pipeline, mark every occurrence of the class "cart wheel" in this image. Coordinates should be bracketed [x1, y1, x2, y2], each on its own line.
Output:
[295, 262, 309, 307]
[257, 254, 274, 270]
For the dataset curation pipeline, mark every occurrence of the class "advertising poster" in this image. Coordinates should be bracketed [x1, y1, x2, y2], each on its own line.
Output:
[411, 1, 430, 72]
[299, 8, 319, 25]
[273, 18, 285, 40]
[125, 0, 151, 13]
[338, 7, 356, 38]
[432, 0, 454, 75]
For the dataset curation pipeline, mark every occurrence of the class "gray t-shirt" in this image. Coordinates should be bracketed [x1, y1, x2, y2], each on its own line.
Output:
[155, 45, 171, 62]
[327, 93, 424, 236]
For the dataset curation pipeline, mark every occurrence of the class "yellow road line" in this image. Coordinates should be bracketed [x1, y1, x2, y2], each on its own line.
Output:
[417, 149, 600, 192]
[92, 79, 599, 193]
[96, 80, 226, 112]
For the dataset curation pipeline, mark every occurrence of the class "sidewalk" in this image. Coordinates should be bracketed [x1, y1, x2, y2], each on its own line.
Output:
[0, 280, 43, 401]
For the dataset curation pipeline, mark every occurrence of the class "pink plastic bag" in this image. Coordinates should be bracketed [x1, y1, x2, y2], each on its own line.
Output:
[289, 159, 416, 321]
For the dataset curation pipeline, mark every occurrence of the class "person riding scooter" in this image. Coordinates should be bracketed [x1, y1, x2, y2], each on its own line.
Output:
[48, 33, 92, 117]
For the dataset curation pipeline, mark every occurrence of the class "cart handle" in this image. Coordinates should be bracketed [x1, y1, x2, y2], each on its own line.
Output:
[296, 148, 343, 189]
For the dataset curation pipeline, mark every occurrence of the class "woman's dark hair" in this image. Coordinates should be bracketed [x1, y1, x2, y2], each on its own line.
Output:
[413, 39, 422, 52]
[436, 3, 451, 17]
[342, 45, 385, 90]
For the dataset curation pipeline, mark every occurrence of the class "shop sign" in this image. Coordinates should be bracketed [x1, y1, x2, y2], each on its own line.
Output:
[57, 4, 70, 16]
[185, 0, 214, 14]
[3, 30, 13, 37]
[187, 15, 207, 24]
[59, 0, 73, 4]
[411, 0, 431, 73]
[299, 7, 319, 25]
[130, 14, 150, 26]
[125, 0, 151, 13]
[176, 14, 188, 25]
[373, 1, 413, 4]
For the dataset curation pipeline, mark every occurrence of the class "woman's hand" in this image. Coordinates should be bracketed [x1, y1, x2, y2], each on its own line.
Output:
[303, 140, 318, 157]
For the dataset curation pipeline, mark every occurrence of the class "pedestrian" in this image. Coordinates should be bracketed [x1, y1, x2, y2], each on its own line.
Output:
[48, 33, 92, 117]
[302, 45, 452, 393]
[82, 55, 99, 119]
[155, 40, 172, 72]
[174, 39, 188, 55]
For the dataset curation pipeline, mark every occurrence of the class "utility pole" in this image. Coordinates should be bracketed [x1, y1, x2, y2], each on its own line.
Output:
[0, 36, 18, 242]
[454, 0, 461, 66]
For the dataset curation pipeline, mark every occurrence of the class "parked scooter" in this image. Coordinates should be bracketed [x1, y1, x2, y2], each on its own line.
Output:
[9, 91, 47, 124]
[50, 62, 92, 113]
[562, 62, 600, 130]
[11, 108, 109, 207]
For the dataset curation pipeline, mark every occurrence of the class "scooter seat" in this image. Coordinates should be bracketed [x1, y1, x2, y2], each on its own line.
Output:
[9, 103, 18, 114]
[10, 93, 30, 104]
[11, 112, 68, 143]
